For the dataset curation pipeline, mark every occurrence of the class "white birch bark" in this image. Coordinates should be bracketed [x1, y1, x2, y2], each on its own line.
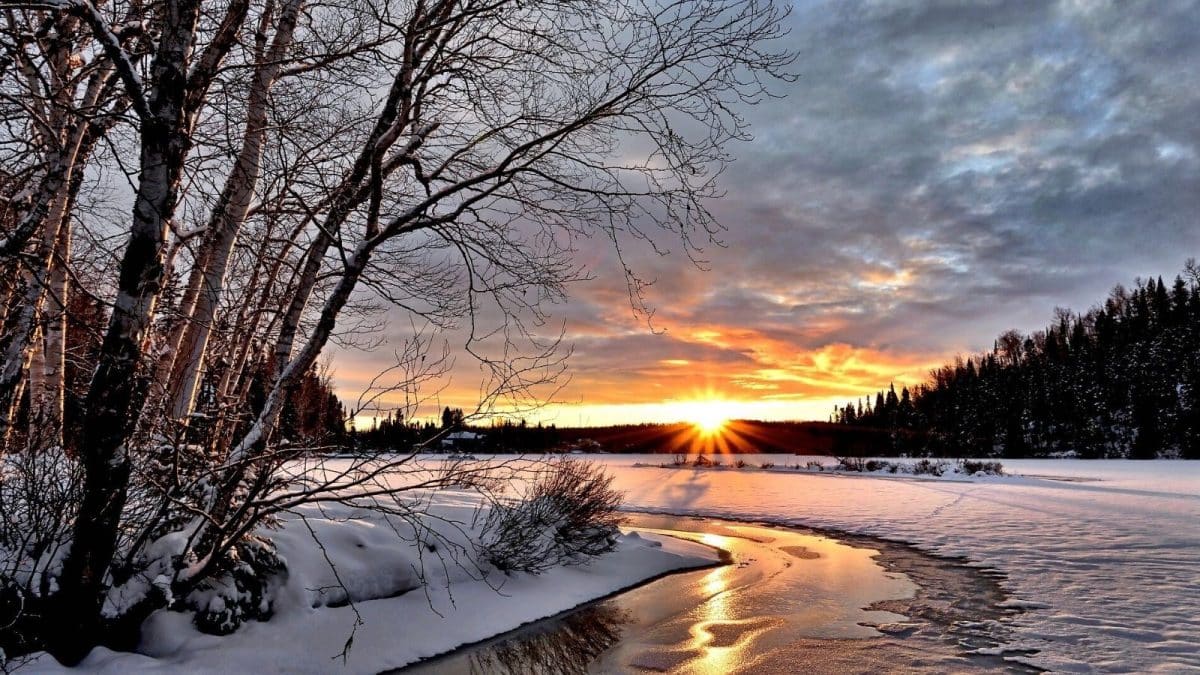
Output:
[167, 0, 304, 421]
[36, 225, 70, 444]
[0, 188, 72, 441]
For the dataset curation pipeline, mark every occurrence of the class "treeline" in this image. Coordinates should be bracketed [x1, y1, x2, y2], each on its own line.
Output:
[344, 418, 889, 455]
[5, 281, 347, 450]
[264, 368, 348, 447]
[835, 264, 1200, 459]
[349, 410, 442, 450]
[351, 408, 559, 452]
[542, 420, 885, 454]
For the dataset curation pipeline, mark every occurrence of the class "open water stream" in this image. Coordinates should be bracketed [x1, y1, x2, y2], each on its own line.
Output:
[400, 513, 1032, 674]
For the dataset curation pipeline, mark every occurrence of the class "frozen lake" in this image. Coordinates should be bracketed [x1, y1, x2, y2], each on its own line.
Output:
[582, 455, 1200, 672]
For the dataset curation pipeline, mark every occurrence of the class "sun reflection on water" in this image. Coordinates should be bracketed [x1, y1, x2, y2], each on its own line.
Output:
[683, 556, 775, 674]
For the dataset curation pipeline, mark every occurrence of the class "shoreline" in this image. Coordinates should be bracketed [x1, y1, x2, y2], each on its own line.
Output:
[398, 511, 1035, 674]
[390, 530, 729, 673]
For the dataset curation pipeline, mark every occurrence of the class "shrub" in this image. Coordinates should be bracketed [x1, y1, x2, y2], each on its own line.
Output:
[912, 459, 948, 476]
[692, 454, 713, 467]
[759, 462, 775, 470]
[477, 460, 623, 574]
[805, 460, 824, 471]
[960, 460, 1004, 475]
[734, 459, 748, 469]
[835, 457, 867, 472]
[671, 453, 688, 466]
[0, 446, 82, 658]
[188, 536, 287, 635]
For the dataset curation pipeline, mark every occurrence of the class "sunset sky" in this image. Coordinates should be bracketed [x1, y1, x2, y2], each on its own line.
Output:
[333, 0, 1200, 427]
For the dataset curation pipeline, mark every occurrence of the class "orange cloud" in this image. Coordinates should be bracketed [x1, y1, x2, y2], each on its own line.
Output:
[331, 318, 952, 426]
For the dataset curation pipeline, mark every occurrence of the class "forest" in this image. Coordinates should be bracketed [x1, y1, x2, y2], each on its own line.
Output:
[835, 263, 1200, 459]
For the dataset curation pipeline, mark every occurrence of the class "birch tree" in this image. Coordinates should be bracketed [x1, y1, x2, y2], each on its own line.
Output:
[0, 0, 792, 663]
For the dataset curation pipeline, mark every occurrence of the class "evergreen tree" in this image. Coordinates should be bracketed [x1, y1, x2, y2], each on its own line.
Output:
[832, 264, 1200, 459]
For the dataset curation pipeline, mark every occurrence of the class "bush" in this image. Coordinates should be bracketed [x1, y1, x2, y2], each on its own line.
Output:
[692, 454, 713, 467]
[670, 453, 688, 466]
[912, 459, 948, 476]
[477, 460, 623, 574]
[960, 460, 1004, 475]
[0, 446, 82, 659]
[734, 459, 747, 469]
[759, 462, 775, 470]
[187, 536, 286, 635]
[835, 456, 867, 472]
[805, 460, 824, 471]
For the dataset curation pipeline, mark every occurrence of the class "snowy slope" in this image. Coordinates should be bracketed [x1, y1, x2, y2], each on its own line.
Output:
[26, 482, 717, 674]
[600, 455, 1200, 673]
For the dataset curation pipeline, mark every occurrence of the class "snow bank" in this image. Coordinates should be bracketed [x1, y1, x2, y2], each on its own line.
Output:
[30, 481, 716, 674]
[600, 454, 1200, 673]
[635, 455, 1007, 480]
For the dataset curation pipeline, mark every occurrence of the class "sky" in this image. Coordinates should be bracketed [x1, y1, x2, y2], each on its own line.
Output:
[334, 0, 1200, 427]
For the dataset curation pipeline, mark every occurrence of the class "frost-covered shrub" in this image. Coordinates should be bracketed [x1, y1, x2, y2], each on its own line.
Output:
[835, 456, 867, 472]
[759, 462, 775, 469]
[477, 460, 623, 574]
[960, 460, 1004, 476]
[805, 460, 824, 471]
[912, 459, 948, 476]
[0, 446, 80, 570]
[692, 454, 713, 467]
[734, 459, 748, 468]
[186, 536, 286, 635]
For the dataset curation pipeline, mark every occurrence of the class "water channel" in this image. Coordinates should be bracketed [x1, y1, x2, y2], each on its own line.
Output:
[400, 513, 1034, 674]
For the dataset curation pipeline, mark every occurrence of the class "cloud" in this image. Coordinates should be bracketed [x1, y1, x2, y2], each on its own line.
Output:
[332, 0, 1200, 423]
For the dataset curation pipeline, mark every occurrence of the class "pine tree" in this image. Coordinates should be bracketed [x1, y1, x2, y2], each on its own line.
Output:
[831, 263, 1200, 459]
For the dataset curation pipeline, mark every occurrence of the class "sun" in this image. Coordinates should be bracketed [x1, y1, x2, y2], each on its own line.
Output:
[684, 401, 729, 435]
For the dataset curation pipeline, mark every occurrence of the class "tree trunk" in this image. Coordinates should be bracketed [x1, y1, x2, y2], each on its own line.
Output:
[197, 243, 371, 558]
[32, 224, 70, 447]
[26, 323, 44, 423]
[47, 1, 205, 662]
[271, 232, 330, 380]
[167, 0, 304, 421]
[148, 240, 213, 408]
[0, 189, 72, 444]
[0, 55, 115, 445]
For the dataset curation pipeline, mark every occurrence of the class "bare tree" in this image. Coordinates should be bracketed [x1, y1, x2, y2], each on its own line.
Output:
[0, 0, 792, 664]
[0, 3, 127, 443]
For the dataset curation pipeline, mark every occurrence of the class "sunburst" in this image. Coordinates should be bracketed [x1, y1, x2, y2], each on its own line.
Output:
[680, 400, 729, 436]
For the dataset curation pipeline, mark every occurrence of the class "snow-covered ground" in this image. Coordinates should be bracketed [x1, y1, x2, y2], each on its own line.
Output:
[28, 477, 717, 674]
[26, 455, 1198, 673]
[599, 454, 1200, 673]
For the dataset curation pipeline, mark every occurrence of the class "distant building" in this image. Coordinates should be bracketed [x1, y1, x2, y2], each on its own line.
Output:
[439, 431, 483, 452]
